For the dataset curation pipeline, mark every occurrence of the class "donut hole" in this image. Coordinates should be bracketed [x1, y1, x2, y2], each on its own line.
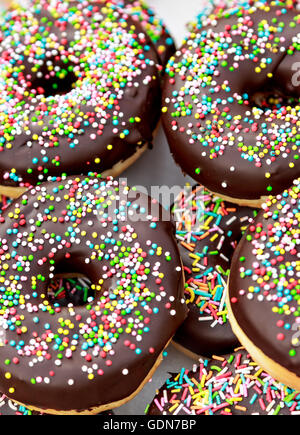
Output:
[28, 67, 78, 98]
[250, 86, 298, 111]
[47, 275, 94, 307]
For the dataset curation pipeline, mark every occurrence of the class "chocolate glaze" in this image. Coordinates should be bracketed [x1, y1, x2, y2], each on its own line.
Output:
[147, 349, 300, 415]
[0, 174, 187, 412]
[174, 307, 239, 357]
[162, 2, 300, 201]
[229, 179, 300, 381]
[172, 185, 258, 357]
[0, 391, 113, 414]
[0, 0, 162, 188]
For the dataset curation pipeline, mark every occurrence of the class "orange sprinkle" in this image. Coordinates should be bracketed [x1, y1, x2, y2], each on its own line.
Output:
[180, 241, 195, 252]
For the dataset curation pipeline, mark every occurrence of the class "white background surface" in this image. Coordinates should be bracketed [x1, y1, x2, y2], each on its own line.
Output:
[117, 0, 207, 415]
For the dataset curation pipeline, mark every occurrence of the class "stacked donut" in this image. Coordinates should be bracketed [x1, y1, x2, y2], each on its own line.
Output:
[0, 173, 188, 414]
[162, 0, 300, 207]
[0, 0, 171, 198]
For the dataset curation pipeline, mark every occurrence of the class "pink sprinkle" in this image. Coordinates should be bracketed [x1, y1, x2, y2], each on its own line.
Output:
[154, 398, 163, 412]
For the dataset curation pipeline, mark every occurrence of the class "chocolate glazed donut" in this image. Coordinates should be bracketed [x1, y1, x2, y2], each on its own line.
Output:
[228, 178, 300, 391]
[162, 1, 300, 205]
[0, 0, 162, 196]
[0, 174, 187, 414]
